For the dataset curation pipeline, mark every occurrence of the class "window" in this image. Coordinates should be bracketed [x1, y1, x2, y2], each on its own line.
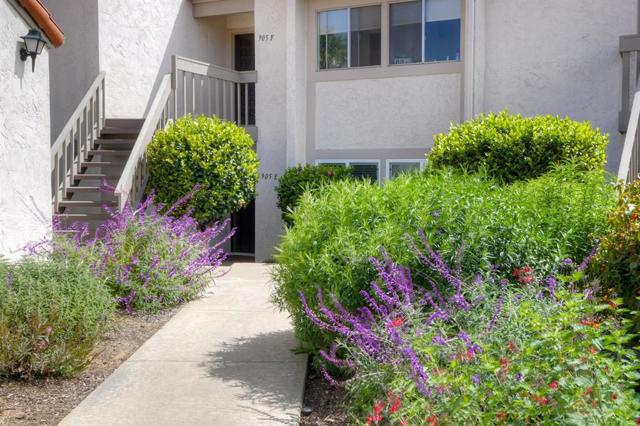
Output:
[390, 0, 461, 65]
[317, 160, 380, 182]
[387, 160, 426, 179]
[318, 6, 381, 70]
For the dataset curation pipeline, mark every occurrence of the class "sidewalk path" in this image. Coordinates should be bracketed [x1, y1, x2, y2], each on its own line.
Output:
[59, 263, 307, 426]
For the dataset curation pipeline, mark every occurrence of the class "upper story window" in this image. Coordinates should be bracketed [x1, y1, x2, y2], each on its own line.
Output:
[390, 0, 461, 65]
[318, 6, 382, 70]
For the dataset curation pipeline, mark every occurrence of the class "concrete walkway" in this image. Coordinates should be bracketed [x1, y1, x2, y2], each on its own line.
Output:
[59, 263, 307, 426]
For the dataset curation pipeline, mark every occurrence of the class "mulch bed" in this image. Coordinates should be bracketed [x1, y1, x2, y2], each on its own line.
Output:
[300, 364, 349, 426]
[0, 309, 177, 426]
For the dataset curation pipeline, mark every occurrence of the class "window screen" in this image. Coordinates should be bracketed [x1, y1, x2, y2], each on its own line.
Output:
[350, 163, 379, 182]
[350, 6, 381, 67]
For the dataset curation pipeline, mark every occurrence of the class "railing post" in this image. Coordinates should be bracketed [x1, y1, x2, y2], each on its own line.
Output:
[171, 55, 178, 120]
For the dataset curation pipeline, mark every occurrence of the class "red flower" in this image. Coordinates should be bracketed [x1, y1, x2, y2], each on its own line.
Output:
[513, 266, 534, 284]
[583, 386, 593, 397]
[500, 357, 510, 371]
[589, 346, 598, 355]
[580, 319, 600, 329]
[535, 396, 549, 406]
[389, 396, 401, 414]
[389, 317, 405, 328]
[373, 401, 385, 416]
[426, 416, 439, 426]
[612, 392, 619, 401]
[549, 381, 558, 390]
[506, 341, 517, 352]
[400, 421, 408, 426]
[635, 417, 640, 425]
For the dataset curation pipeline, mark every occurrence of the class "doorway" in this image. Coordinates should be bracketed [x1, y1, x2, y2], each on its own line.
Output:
[230, 33, 256, 256]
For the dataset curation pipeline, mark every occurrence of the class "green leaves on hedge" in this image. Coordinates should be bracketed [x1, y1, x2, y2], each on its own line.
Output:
[428, 111, 608, 182]
[275, 164, 353, 226]
[146, 115, 259, 224]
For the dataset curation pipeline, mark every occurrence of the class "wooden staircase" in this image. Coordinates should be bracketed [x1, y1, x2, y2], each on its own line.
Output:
[53, 118, 143, 231]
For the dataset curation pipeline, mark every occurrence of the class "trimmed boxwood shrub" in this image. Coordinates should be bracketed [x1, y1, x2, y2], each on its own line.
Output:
[594, 180, 640, 327]
[0, 253, 114, 377]
[146, 114, 259, 225]
[428, 111, 608, 182]
[273, 166, 615, 351]
[275, 164, 352, 226]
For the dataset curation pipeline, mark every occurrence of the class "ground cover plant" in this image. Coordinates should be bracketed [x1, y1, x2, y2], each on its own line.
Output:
[276, 164, 352, 226]
[427, 111, 608, 183]
[300, 237, 640, 425]
[0, 253, 114, 377]
[59, 187, 232, 313]
[274, 166, 615, 351]
[146, 114, 259, 225]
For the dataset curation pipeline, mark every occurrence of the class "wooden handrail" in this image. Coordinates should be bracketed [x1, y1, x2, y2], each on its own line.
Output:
[618, 90, 640, 183]
[50, 72, 106, 213]
[114, 74, 172, 210]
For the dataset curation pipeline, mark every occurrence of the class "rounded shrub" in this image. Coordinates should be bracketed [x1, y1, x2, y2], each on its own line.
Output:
[273, 166, 615, 351]
[146, 114, 259, 224]
[428, 111, 608, 182]
[276, 164, 352, 226]
[0, 255, 114, 377]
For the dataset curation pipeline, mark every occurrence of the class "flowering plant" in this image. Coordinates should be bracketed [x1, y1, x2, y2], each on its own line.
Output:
[301, 232, 640, 425]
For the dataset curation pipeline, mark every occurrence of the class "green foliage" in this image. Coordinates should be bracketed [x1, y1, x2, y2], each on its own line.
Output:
[0, 250, 114, 377]
[146, 114, 259, 224]
[275, 164, 353, 226]
[273, 166, 615, 351]
[428, 111, 609, 183]
[594, 180, 640, 326]
[348, 286, 640, 425]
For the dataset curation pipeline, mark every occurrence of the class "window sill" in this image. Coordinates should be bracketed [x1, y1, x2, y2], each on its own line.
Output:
[311, 60, 463, 83]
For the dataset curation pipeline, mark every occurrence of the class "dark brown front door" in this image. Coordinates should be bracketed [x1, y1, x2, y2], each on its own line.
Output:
[231, 33, 256, 255]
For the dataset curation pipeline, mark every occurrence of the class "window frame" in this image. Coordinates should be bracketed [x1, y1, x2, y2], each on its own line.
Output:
[389, 0, 462, 66]
[317, 4, 383, 71]
[315, 159, 382, 182]
[386, 159, 426, 180]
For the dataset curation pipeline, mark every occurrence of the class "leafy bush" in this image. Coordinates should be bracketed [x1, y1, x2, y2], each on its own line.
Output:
[428, 111, 608, 182]
[146, 114, 259, 224]
[594, 180, 640, 326]
[301, 242, 640, 425]
[274, 166, 615, 351]
[276, 164, 352, 226]
[0, 253, 114, 377]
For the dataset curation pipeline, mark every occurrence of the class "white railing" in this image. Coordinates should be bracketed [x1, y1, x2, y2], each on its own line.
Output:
[114, 74, 172, 210]
[113, 55, 258, 210]
[172, 55, 257, 138]
[51, 72, 106, 213]
[618, 90, 640, 184]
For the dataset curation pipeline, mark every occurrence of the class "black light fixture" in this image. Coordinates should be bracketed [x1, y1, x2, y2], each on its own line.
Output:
[20, 29, 47, 72]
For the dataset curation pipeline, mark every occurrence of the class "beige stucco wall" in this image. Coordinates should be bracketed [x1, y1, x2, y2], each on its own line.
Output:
[45, 0, 100, 143]
[314, 74, 461, 150]
[0, 0, 52, 258]
[481, 0, 637, 172]
[98, 0, 230, 118]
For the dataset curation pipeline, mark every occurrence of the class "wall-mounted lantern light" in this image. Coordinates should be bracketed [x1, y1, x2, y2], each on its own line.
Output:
[20, 29, 47, 72]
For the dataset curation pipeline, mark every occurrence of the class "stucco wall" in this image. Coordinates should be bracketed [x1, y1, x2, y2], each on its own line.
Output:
[98, 0, 230, 118]
[45, 0, 100, 142]
[255, 0, 288, 261]
[314, 74, 461, 150]
[482, 0, 636, 172]
[0, 0, 52, 258]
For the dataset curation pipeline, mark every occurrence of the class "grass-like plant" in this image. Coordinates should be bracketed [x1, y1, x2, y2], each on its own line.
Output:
[0, 251, 114, 378]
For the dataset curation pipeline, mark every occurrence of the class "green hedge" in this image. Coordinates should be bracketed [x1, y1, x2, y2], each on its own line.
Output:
[273, 166, 615, 351]
[146, 115, 259, 224]
[0, 254, 114, 377]
[276, 164, 352, 226]
[427, 111, 608, 182]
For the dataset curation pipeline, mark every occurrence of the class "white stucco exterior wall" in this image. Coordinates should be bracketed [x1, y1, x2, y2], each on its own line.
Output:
[315, 74, 461, 150]
[45, 0, 100, 143]
[481, 0, 637, 172]
[98, 0, 230, 118]
[0, 1, 52, 258]
[255, 0, 288, 261]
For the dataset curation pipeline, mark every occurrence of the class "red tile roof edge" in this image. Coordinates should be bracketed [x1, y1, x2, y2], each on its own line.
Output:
[18, 0, 64, 48]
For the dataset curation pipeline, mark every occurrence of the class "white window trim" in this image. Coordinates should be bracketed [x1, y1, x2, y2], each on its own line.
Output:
[315, 159, 382, 182]
[386, 159, 426, 180]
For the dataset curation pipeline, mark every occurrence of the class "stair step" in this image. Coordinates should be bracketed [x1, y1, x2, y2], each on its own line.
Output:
[66, 186, 108, 193]
[58, 200, 118, 208]
[88, 149, 131, 157]
[54, 213, 112, 221]
[73, 174, 121, 181]
[100, 128, 140, 139]
[81, 161, 124, 168]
